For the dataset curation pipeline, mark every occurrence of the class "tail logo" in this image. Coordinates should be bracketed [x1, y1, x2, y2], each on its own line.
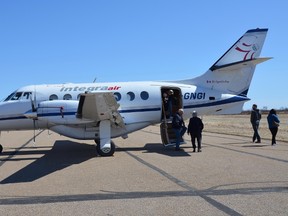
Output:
[235, 34, 259, 61]
[235, 42, 259, 60]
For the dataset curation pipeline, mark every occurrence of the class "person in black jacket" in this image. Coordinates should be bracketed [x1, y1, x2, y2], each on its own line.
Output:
[187, 111, 204, 152]
[250, 104, 262, 143]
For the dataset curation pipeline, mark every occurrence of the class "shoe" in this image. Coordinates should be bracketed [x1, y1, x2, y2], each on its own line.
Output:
[193, 149, 196, 152]
[198, 149, 202, 152]
[255, 140, 261, 143]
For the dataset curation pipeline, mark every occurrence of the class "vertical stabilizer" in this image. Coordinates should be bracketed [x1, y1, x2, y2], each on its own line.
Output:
[211, 28, 268, 69]
[179, 28, 270, 96]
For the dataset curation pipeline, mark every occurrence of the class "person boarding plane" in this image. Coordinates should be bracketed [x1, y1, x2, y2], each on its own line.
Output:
[0, 28, 271, 156]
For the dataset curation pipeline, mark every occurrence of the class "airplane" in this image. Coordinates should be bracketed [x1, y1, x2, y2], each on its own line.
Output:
[0, 28, 271, 156]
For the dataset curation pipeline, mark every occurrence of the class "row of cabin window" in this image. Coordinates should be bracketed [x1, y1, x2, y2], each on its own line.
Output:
[49, 91, 150, 102]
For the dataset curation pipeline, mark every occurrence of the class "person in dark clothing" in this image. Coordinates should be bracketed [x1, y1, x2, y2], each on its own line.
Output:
[267, 109, 280, 146]
[167, 90, 175, 119]
[187, 111, 204, 152]
[162, 92, 169, 118]
[172, 108, 187, 151]
[250, 104, 262, 143]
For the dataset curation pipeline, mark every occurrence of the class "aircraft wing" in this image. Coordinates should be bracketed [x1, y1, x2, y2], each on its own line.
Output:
[77, 92, 125, 128]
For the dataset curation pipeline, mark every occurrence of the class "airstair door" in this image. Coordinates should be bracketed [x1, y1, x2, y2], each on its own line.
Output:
[160, 122, 177, 147]
[160, 87, 183, 147]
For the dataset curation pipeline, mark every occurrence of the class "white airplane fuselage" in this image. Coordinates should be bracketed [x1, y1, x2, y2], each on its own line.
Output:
[0, 81, 247, 140]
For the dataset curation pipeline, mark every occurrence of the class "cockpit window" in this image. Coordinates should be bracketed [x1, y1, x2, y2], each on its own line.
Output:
[23, 92, 32, 100]
[4, 91, 32, 101]
[4, 91, 16, 101]
[11, 92, 23, 100]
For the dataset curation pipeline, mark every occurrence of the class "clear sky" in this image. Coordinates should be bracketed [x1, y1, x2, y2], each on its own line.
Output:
[0, 0, 287, 110]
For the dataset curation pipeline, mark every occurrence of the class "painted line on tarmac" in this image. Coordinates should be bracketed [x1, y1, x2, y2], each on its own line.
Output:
[124, 150, 242, 216]
[0, 131, 44, 167]
[142, 128, 288, 164]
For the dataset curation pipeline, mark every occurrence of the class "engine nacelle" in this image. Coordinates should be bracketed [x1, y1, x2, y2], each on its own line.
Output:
[37, 100, 93, 125]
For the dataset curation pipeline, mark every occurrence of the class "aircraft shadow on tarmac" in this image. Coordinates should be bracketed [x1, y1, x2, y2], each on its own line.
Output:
[116, 143, 191, 157]
[0, 140, 96, 184]
[1, 140, 191, 184]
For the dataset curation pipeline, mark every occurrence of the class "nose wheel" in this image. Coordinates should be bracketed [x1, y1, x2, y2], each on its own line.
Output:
[94, 139, 115, 157]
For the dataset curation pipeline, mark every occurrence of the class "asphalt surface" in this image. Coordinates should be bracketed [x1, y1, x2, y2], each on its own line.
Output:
[0, 126, 288, 216]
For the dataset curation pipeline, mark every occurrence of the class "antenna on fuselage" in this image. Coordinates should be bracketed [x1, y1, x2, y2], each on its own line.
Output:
[93, 77, 97, 83]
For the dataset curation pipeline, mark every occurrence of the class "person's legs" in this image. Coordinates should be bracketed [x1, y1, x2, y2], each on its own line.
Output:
[252, 124, 261, 142]
[174, 128, 181, 150]
[191, 135, 196, 152]
[270, 127, 278, 145]
[197, 133, 202, 152]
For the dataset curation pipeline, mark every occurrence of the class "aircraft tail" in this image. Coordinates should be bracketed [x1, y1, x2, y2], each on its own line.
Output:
[179, 28, 271, 96]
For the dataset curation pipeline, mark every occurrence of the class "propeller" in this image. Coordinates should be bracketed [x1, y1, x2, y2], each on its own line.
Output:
[29, 87, 38, 142]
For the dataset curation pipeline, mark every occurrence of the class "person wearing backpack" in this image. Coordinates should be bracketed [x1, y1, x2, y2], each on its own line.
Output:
[250, 104, 262, 143]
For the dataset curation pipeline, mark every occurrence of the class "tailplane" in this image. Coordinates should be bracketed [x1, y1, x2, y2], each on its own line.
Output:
[179, 28, 271, 96]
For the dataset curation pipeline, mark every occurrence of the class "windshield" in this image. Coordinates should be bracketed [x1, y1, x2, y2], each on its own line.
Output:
[3, 91, 32, 102]
[4, 91, 17, 101]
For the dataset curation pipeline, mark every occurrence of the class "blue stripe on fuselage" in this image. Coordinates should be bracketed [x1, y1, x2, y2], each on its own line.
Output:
[184, 95, 249, 109]
[0, 96, 247, 121]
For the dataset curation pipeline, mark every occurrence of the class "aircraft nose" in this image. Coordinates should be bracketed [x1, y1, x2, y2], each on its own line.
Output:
[0, 101, 31, 117]
[0, 101, 9, 115]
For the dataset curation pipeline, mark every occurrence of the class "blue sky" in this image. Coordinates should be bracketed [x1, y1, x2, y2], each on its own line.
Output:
[0, 0, 287, 110]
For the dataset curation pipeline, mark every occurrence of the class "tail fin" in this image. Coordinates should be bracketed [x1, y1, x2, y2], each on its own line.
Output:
[179, 28, 271, 96]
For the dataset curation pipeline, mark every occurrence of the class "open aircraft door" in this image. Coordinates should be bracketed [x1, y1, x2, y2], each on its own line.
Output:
[160, 87, 183, 147]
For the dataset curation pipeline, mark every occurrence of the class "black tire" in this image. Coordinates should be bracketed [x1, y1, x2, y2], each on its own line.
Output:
[0, 144, 3, 153]
[96, 140, 115, 157]
[94, 139, 100, 145]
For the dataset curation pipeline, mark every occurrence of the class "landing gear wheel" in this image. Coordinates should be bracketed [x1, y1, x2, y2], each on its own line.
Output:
[96, 140, 115, 157]
[0, 144, 3, 153]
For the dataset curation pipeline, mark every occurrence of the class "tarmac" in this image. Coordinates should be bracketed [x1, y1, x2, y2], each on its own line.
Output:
[0, 125, 288, 216]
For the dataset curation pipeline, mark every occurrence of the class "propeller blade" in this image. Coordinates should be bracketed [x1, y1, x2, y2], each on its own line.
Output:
[33, 119, 36, 143]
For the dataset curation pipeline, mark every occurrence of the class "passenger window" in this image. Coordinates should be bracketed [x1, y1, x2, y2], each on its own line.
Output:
[63, 94, 72, 100]
[140, 91, 149, 100]
[49, 94, 58, 100]
[114, 92, 121, 101]
[127, 92, 135, 101]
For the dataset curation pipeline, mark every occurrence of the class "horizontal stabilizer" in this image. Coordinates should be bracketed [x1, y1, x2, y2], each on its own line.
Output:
[211, 57, 272, 71]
